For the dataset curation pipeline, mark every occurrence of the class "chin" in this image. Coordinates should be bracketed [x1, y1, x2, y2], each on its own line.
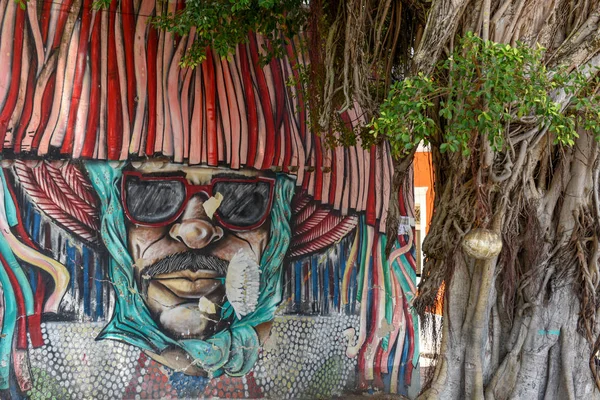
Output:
[157, 303, 225, 340]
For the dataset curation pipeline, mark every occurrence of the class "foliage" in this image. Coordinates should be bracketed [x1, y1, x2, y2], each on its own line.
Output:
[92, 0, 307, 67]
[365, 33, 600, 158]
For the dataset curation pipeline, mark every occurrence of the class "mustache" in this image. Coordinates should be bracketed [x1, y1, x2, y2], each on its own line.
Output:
[141, 251, 229, 279]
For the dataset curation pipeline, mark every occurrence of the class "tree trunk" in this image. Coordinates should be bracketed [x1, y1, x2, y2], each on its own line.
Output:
[404, 2, 600, 398]
[416, 122, 600, 399]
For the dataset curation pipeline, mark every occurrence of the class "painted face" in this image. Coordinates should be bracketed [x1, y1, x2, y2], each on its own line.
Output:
[123, 163, 274, 342]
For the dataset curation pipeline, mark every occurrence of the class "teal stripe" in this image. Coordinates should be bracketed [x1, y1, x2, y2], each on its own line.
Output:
[0, 237, 34, 316]
[538, 329, 560, 335]
[411, 308, 420, 367]
[379, 235, 393, 351]
[356, 216, 368, 300]
[0, 254, 16, 389]
[0, 172, 18, 227]
[0, 175, 34, 315]
[380, 235, 394, 324]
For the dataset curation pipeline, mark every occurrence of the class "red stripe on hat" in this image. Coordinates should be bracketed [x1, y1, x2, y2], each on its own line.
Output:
[52, 0, 74, 50]
[239, 43, 258, 167]
[203, 48, 218, 166]
[40, 0, 52, 42]
[107, 3, 123, 160]
[249, 35, 275, 169]
[61, 0, 93, 154]
[0, 8, 25, 150]
[81, 13, 101, 158]
[31, 76, 56, 151]
[144, 26, 158, 156]
[366, 146, 377, 225]
[283, 112, 292, 173]
[313, 135, 323, 201]
[329, 146, 337, 206]
[122, 0, 136, 119]
[269, 44, 285, 167]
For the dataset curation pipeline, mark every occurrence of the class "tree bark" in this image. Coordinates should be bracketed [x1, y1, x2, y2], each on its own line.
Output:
[402, 1, 600, 398]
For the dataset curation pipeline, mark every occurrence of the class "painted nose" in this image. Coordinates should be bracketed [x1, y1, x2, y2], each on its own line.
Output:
[169, 219, 224, 249]
[168, 195, 224, 249]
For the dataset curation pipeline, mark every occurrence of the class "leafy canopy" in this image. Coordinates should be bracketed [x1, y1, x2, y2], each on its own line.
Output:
[131, 0, 306, 67]
[365, 33, 600, 158]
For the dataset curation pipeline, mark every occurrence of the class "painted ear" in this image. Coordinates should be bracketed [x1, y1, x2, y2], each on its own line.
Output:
[12, 160, 101, 244]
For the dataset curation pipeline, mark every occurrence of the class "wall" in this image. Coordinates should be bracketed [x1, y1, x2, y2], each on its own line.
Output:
[0, 1, 420, 398]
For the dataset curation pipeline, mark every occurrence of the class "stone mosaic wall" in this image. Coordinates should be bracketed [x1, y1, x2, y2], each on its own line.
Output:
[28, 315, 360, 399]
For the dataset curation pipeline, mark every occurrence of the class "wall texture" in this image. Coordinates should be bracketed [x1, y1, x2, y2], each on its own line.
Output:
[0, 0, 420, 398]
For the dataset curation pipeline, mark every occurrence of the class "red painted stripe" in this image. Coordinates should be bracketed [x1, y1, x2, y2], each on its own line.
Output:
[249, 35, 275, 169]
[31, 76, 56, 151]
[121, 0, 136, 119]
[366, 146, 377, 225]
[51, 0, 75, 50]
[2, 254, 28, 350]
[40, 0, 52, 42]
[329, 145, 337, 207]
[61, 0, 93, 154]
[81, 13, 101, 158]
[373, 337, 385, 389]
[282, 112, 292, 172]
[286, 43, 306, 141]
[107, 2, 123, 160]
[239, 43, 258, 167]
[28, 270, 45, 348]
[144, 26, 158, 156]
[313, 136, 323, 201]
[269, 45, 285, 166]
[203, 48, 218, 166]
[398, 184, 407, 216]
[0, 8, 25, 150]
[302, 170, 311, 191]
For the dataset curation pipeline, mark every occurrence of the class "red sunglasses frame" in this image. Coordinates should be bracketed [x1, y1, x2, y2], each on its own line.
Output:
[121, 171, 276, 231]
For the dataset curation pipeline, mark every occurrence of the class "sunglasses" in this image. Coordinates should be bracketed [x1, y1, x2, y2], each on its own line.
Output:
[121, 171, 276, 231]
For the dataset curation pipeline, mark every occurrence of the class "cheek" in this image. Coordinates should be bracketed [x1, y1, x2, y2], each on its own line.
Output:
[237, 227, 270, 252]
[211, 225, 271, 261]
[128, 226, 170, 260]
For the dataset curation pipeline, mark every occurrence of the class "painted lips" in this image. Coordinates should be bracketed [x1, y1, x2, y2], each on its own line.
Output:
[152, 269, 223, 299]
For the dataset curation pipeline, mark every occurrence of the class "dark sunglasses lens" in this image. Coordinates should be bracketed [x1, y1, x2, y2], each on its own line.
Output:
[214, 181, 271, 228]
[124, 177, 186, 224]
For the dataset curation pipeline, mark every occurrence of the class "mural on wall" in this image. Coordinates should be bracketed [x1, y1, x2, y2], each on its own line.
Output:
[0, 0, 420, 398]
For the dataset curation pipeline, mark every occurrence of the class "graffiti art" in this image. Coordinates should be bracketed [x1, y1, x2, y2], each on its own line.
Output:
[0, 0, 420, 398]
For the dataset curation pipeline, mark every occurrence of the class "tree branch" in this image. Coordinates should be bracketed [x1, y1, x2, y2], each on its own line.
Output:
[412, 0, 471, 74]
